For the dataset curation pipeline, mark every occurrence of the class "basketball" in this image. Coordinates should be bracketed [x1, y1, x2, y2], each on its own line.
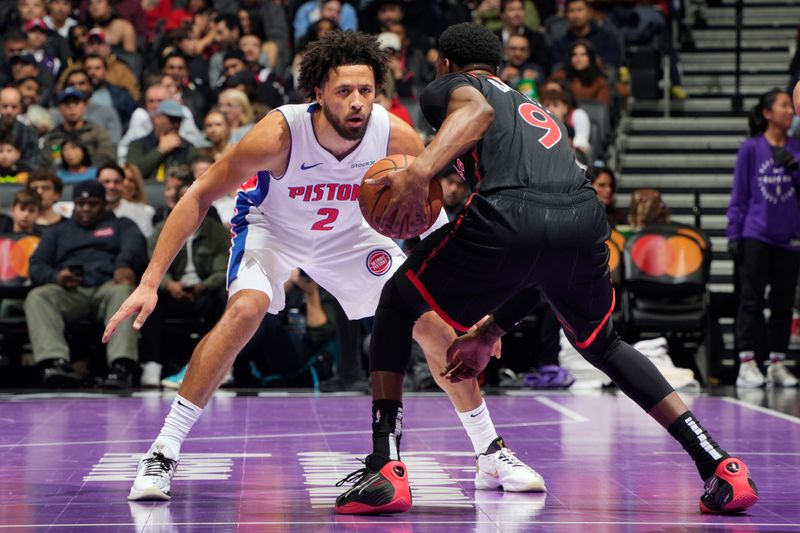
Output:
[358, 154, 443, 239]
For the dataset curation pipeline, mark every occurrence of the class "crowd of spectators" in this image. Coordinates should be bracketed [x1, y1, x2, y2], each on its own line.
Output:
[0, 0, 698, 388]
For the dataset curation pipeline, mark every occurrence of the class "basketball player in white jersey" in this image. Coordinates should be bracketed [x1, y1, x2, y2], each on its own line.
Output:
[104, 31, 544, 502]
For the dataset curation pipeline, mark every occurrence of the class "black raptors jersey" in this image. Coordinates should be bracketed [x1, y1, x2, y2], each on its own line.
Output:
[420, 72, 590, 196]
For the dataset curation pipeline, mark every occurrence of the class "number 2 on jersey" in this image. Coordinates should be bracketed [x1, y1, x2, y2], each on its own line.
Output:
[518, 102, 562, 149]
[311, 207, 339, 231]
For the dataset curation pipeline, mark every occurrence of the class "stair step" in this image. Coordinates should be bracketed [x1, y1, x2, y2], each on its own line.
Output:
[621, 153, 736, 169]
[681, 51, 790, 66]
[628, 117, 746, 132]
[615, 192, 731, 209]
[672, 213, 728, 229]
[624, 136, 743, 150]
[620, 174, 733, 189]
[681, 74, 788, 87]
[631, 97, 758, 114]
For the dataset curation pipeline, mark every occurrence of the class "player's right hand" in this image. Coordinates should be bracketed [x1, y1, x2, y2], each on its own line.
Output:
[102, 285, 158, 343]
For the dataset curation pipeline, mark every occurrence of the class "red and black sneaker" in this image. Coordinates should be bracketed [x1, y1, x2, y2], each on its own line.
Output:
[699, 457, 759, 514]
[335, 459, 412, 515]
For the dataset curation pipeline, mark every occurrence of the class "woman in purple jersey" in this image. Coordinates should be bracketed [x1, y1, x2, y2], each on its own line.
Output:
[727, 89, 800, 388]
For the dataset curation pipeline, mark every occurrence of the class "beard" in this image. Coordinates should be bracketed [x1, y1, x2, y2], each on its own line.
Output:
[322, 104, 370, 141]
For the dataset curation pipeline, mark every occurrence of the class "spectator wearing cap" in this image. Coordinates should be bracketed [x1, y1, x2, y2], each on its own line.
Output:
[83, 54, 136, 127]
[42, 87, 116, 169]
[0, 87, 42, 168]
[57, 67, 122, 144]
[44, 0, 78, 39]
[26, 17, 62, 76]
[293, 0, 357, 43]
[24, 179, 146, 388]
[117, 83, 205, 163]
[82, 28, 140, 101]
[127, 100, 198, 181]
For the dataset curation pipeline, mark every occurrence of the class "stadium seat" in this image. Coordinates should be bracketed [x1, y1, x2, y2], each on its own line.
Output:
[622, 224, 712, 379]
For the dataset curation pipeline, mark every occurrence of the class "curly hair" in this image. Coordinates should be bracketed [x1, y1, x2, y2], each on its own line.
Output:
[438, 23, 502, 71]
[297, 30, 387, 98]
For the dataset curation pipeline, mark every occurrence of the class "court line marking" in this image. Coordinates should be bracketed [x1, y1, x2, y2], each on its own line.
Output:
[1, 521, 796, 528]
[0, 419, 585, 449]
[721, 397, 800, 425]
[652, 451, 800, 456]
[534, 396, 589, 422]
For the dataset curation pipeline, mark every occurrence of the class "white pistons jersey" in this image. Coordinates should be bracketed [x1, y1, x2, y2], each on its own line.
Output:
[226, 102, 446, 319]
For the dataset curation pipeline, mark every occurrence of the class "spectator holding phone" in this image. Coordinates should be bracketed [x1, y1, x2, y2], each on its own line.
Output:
[23, 180, 146, 388]
[138, 179, 229, 387]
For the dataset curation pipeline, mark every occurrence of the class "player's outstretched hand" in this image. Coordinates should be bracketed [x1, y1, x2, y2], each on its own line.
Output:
[364, 167, 429, 238]
[441, 330, 498, 383]
[102, 285, 158, 343]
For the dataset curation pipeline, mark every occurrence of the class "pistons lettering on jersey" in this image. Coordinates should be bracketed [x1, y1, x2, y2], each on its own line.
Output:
[366, 249, 392, 276]
[287, 183, 361, 202]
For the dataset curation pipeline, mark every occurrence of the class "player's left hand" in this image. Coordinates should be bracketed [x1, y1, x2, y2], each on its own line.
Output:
[441, 330, 498, 383]
[364, 166, 429, 239]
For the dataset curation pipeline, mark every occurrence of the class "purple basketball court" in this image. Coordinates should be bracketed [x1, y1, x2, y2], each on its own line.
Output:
[1, 390, 798, 531]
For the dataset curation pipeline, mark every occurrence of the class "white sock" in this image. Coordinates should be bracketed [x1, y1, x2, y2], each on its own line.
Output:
[154, 394, 203, 456]
[738, 351, 755, 363]
[770, 352, 786, 363]
[457, 400, 499, 455]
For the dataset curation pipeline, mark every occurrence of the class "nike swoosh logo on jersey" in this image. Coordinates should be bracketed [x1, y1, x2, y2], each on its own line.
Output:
[300, 162, 323, 170]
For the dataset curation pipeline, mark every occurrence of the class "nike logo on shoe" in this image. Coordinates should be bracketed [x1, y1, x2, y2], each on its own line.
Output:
[301, 162, 323, 170]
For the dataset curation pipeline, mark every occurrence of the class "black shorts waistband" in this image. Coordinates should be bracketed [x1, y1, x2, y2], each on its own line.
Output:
[490, 187, 599, 206]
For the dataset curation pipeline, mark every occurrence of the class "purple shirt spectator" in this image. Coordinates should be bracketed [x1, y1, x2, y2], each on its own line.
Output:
[727, 136, 800, 251]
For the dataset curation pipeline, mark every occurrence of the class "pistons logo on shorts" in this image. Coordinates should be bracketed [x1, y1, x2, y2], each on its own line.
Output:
[366, 249, 392, 276]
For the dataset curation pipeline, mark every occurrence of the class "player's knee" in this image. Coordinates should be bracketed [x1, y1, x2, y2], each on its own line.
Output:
[377, 275, 425, 322]
[575, 328, 619, 369]
[224, 291, 268, 329]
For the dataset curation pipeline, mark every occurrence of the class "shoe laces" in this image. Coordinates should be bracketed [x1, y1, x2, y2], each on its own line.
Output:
[335, 460, 369, 487]
[497, 448, 527, 469]
[142, 452, 176, 477]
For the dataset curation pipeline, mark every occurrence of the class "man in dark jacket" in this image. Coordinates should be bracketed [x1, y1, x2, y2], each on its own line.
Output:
[127, 100, 198, 181]
[139, 182, 229, 383]
[24, 180, 146, 387]
[42, 87, 117, 168]
[550, 0, 621, 71]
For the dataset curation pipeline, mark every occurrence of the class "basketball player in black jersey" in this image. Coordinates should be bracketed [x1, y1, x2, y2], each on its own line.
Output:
[335, 23, 758, 516]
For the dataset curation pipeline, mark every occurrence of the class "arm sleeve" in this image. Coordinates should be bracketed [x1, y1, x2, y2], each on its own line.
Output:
[727, 141, 753, 241]
[28, 230, 59, 285]
[491, 286, 544, 332]
[117, 108, 150, 163]
[419, 72, 480, 129]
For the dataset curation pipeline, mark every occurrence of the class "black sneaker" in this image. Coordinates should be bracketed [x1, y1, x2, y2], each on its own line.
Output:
[335, 456, 412, 514]
[101, 358, 136, 389]
[41, 358, 82, 388]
